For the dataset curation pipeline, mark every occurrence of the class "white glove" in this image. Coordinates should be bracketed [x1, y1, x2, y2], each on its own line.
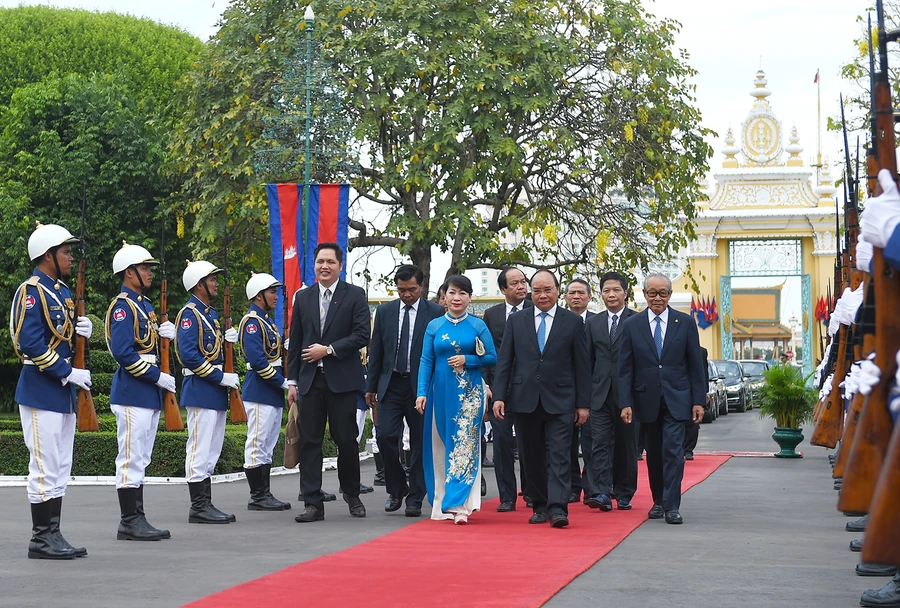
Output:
[158, 321, 176, 340]
[219, 372, 240, 389]
[856, 236, 874, 273]
[892, 350, 900, 413]
[280, 380, 289, 390]
[284, 338, 290, 351]
[224, 327, 239, 343]
[858, 357, 881, 396]
[63, 368, 92, 390]
[75, 316, 93, 338]
[828, 307, 840, 336]
[155, 371, 176, 393]
[860, 169, 900, 248]
[841, 363, 861, 401]
[819, 374, 834, 401]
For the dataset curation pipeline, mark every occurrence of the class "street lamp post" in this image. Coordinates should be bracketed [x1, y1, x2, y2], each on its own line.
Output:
[788, 314, 799, 362]
[302, 4, 314, 282]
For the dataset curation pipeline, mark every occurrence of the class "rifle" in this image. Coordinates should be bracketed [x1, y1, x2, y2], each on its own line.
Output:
[75, 186, 99, 432]
[159, 222, 184, 431]
[861, 3, 900, 564]
[222, 231, 247, 424]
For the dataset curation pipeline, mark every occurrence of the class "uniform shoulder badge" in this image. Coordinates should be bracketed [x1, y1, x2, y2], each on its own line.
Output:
[247, 323, 258, 334]
[113, 308, 127, 322]
[180, 318, 192, 330]
[24, 294, 35, 310]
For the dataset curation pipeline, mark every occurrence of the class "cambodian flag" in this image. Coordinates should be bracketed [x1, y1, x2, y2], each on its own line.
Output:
[266, 183, 350, 331]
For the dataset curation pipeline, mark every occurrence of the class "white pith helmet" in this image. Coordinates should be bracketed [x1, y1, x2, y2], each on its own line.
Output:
[246, 272, 283, 300]
[28, 223, 79, 262]
[112, 242, 158, 274]
[183, 260, 222, 292]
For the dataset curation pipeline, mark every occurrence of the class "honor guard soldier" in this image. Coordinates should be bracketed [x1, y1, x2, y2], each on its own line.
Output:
[239, 273, 291, 511]
[105, 243, 176, 541]
[174, 260, 240, 524]
[10, 223, 92, 559]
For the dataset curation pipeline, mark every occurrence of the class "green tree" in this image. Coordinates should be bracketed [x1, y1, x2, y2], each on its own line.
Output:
[0, 6, 203, 115]
[0, 73, 190, 364]
[170, 0, 712, 287]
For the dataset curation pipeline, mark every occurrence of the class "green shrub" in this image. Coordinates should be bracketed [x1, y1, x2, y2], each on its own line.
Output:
[757, 364, 817, 428]
[89, 350, 117, 373]
[91, 372, 113, 396]
[94, 393, 110, 414]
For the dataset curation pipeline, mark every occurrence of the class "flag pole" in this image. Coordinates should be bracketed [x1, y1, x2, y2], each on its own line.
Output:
[816, 68, 822, 184]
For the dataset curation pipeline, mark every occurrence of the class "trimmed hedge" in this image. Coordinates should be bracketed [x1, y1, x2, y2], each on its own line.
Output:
[91, 372, 113, 396]
[0, 417, 374, 477]
[89, 350, 117, 374]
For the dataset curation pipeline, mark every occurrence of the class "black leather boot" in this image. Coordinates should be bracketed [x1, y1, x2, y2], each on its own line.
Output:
[203, 477, 236, 522]
[246, 466, 285, 511]
[857, 563, 899, 577]
[261, 464, 291, 510]
[860, 573, 900, 607]
[117, 488, 168, 540]
[373, 452, 385, 486]
[28, 501, 76, 560]
[847, 514, 868, 533]
[188, 481, 231, 524]
[136, 485, 170, 539]
[49, 497, 86, 557]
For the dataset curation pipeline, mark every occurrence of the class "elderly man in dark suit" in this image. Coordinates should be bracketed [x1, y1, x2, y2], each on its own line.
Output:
[493, 269, 591, 528]
[584, 272, 639, 511]
[482, 267, 532, 512]
[618, 273, 705, 524]
[287, 243, 371, 523]
[365, 265, 444, 517]
[564, 278, 595, 503]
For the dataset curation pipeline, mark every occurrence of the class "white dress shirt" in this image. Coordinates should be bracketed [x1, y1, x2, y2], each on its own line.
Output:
[648, 307, 669, 343]
[607, 308, 625, 334]
[578, 310, 589, 324]
[395, 299, 419, 369]
[533, 304, 557, 338]
[505, 300, 525, 319]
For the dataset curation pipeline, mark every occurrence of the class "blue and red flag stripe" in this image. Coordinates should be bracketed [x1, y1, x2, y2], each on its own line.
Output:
[302, 184, 349, 286]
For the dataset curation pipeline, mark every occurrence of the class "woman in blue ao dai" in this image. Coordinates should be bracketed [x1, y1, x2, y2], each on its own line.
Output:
[416, 276, 497, 524]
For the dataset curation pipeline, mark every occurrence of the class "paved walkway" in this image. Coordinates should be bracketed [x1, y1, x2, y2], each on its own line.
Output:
[0, 411, 872, 607]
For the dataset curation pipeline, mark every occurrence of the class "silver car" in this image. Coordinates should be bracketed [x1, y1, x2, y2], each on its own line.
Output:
[738, 360, 769, 407]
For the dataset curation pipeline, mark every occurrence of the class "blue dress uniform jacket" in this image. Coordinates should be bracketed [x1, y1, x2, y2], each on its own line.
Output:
[239, 303, 285, 408]
[174, 295, 226, 410]
[885, 225, 900, 270]
[10, 270, 76, 413]
[106, 286, 162, 410]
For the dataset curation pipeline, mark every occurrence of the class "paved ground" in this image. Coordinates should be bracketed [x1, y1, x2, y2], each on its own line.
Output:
[0, 409, 881, 607]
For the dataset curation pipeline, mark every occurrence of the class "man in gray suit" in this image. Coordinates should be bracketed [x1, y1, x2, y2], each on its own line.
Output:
[564, 278, 594, 503]
[618, 273, 705, 524]
[584, 272, 638, 511]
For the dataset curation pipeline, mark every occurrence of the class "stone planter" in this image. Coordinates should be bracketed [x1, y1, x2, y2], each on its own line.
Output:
[772, 426, 803, 458]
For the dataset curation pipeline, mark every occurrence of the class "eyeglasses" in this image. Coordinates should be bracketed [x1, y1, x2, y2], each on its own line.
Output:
[645, 290, 671, 299]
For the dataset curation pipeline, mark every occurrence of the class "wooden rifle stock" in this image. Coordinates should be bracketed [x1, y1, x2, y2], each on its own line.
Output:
[223, 281, 247, 424]
[863, 413, 900, 564]
[74, 256, 99, 432]
[810, 326, 848, 448]
[159, 277, 184, 431]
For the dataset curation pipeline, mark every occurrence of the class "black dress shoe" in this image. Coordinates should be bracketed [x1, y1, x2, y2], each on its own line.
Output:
[637, 451, 644, 461]
[665, 510, 683, 524]
[404, 505, 422, 517]
[481, 476, 487, 497]
[844, 511, 867, 517]
[344, 494, 366, 518]
[359, 483, 374, 494]
[684, 451, 694, 461]
[586, 493, 613, 511]
[857, 563, 899, 577]
[525, 497, 534, 509]
[617, 498, 633, 510]
[850, 539, 863, 552]
[860, 573, 900, 607]
[294, 505, 324, 523]
[847, 514, 868, 533]
[323, 491, 337, 502]
[567, 492, 580, 504]
[648, 504, 665, 519]
[385, 495, 404, 512]
[528, 513, 548, 524]
[550, 514, 569, 528]
[496, 501, 516, 512]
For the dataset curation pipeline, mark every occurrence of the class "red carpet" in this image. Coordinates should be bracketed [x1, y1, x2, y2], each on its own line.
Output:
[186, 455, 730, 608]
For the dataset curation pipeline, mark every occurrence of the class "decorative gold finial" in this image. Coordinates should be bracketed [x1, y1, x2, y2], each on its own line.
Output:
[786, 124, 804, 167]
[722, 127, 739, 168]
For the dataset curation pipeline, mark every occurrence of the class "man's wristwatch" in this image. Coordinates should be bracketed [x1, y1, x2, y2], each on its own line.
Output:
[326, 345, 334, 356]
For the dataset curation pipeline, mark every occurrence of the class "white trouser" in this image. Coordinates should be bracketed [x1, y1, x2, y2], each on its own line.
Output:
[19, 405, 75, 504]
[185, 407, 227, 483]
[111, 404, 160, 489]
[243, 402, 281, 469]
[356, 409, 368, 445]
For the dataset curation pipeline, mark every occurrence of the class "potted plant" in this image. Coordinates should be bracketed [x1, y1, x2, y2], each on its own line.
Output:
[756, 364, 816, 458]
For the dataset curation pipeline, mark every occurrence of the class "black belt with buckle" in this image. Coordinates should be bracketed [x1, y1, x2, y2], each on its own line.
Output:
[393, 371, 410, 378]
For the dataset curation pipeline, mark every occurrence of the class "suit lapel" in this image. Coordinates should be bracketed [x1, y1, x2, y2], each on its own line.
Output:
[612, 307, 634, 344]
[307, 285, 322, 338]
[524, 308, 542, 354]
[638, 309, 659, 360]
[539, 307, 564, 353]
[321, 281, 344, 335]
[386, 299, 401, 361]
[411, 298, 429, 343]
[598, 311, 611, 345]
[660, 307, 682, 360]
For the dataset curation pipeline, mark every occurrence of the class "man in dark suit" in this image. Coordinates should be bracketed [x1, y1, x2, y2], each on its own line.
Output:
[683, 347, 710, 460]
[618, 273, 705, 525]
[365, 265, 443, 517]
[564, 278, 595, 503]
[482, 267, 531, 512]
[584, 272, 638, 511]
[493, 269, 591, 528]
[287, 243, 371, 523]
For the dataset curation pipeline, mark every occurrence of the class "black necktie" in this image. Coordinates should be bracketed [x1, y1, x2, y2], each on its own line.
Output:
[397, 304, 411, 373]
[610, 314, 618, 341]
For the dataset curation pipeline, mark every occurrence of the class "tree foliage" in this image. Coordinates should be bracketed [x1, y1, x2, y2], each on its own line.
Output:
[170, 0, 712, 288]
[0, 6, 203, 115]
[0, 73, 189, 364]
